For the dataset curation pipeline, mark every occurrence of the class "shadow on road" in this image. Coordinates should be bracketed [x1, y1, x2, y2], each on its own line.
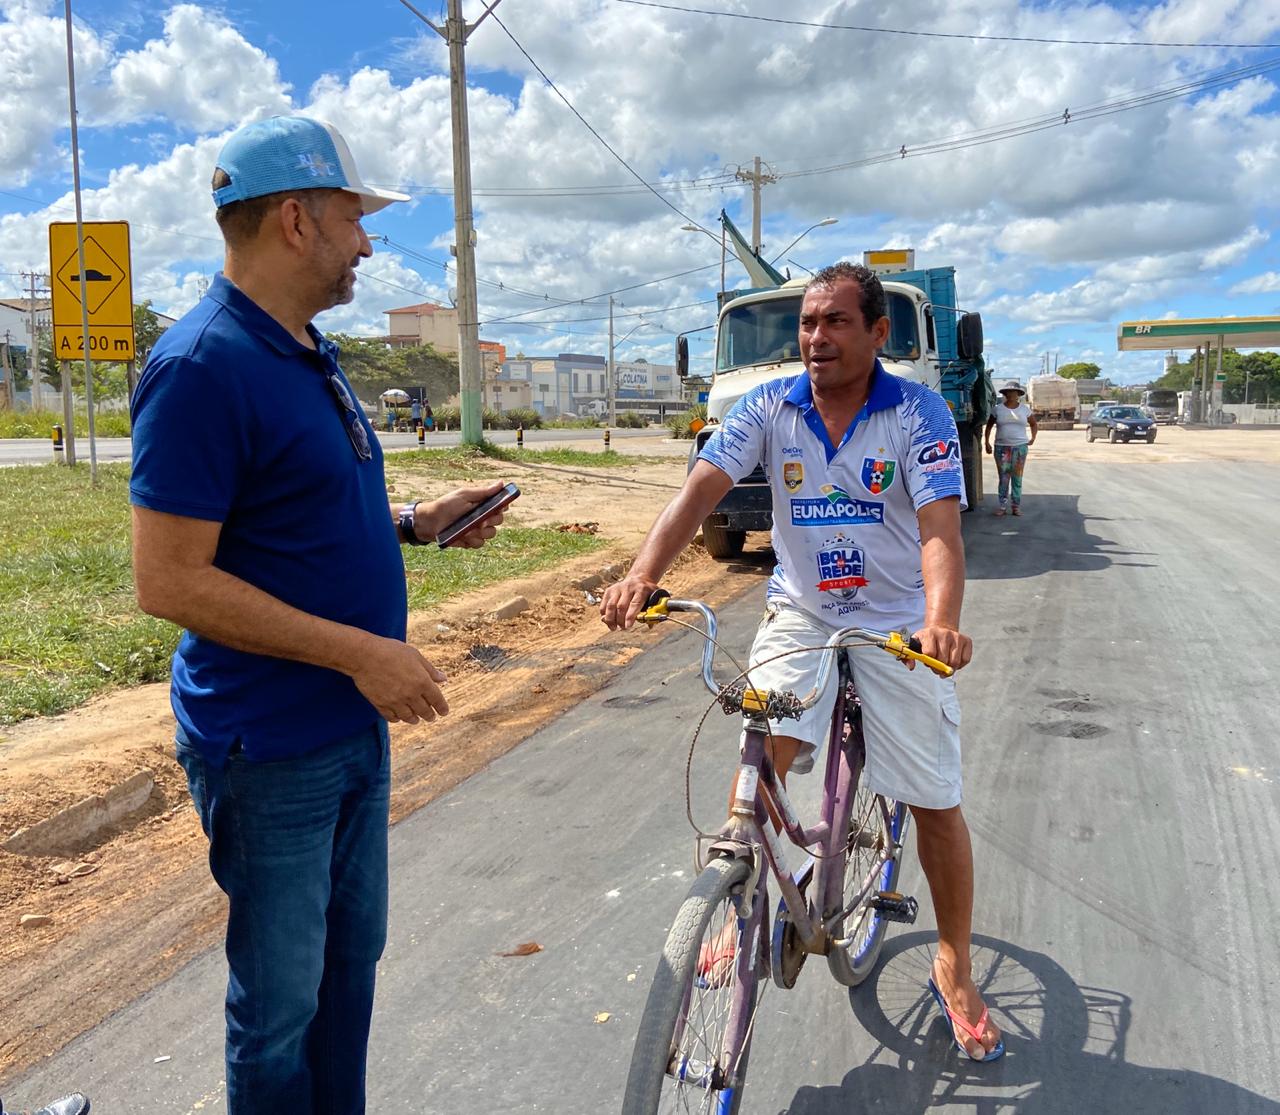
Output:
[964, 495, 1155, 580]
[783, 933, 1276, 1114]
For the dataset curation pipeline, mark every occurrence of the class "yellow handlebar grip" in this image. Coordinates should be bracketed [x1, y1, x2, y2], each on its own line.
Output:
[637, 596, 670, 626]
[884, 632, 954, 678]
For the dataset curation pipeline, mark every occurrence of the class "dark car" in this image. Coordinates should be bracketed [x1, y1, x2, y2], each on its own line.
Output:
[1086, 405, 1156, 444]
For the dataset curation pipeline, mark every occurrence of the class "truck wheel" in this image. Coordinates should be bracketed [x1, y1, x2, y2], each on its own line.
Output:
[959, 428, 982, 512]
[701, 519, 746, 560]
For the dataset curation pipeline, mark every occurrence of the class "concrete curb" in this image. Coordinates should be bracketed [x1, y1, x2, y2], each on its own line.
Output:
[3, 770, 156, 857]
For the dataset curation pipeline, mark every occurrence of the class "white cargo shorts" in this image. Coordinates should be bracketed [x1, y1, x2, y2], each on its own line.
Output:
[738, 601, 963, 810]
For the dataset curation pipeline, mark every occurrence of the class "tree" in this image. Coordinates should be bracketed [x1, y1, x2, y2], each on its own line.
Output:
[31, 302, 167, 405]
[133, 301, 167, 368]
[324, 334, 460, 407]
[1155, 348, 1280, 403]
[1057, 362, 1101, 379]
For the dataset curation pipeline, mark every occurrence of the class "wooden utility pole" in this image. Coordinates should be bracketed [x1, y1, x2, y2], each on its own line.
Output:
[1, 332, 14, 409]
[398, 0, 504, 446]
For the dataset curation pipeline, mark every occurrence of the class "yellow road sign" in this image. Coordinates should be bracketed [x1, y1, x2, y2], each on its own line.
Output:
[48, 221, 136, 362]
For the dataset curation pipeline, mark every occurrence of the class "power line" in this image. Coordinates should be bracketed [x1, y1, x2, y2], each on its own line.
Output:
[617, 0, 1280, 49]
[365, 170, 740, 198]
[479, 262, 722, 326]
[773, 54, 1280, 180]
[489, 9, 718, 238]
[486, 296, 717, 327]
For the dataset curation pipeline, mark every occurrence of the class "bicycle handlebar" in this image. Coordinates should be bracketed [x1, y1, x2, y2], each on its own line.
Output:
[637, 594, 953, 718]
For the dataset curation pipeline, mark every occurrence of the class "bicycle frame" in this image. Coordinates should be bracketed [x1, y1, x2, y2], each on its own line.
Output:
[641, 598, 923, 1099]
[714, 652, 912, 1082]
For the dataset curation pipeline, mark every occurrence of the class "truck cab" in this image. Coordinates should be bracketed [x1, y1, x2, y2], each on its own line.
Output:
[681, 252, 990, 559]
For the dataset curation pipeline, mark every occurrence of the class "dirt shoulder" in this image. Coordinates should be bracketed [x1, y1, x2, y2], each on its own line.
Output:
[0, 436, 772, 1084]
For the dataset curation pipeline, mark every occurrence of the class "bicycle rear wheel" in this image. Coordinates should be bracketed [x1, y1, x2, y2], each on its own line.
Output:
[623, 856, 760, 1115]
[826, 782, 908, 987]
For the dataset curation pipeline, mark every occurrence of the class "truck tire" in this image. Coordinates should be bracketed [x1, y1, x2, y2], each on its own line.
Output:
[701, 518, 746, 560]
[959, 428, 982, 512]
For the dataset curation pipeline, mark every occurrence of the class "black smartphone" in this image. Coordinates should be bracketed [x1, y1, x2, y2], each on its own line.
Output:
[436, 483, 520, 548]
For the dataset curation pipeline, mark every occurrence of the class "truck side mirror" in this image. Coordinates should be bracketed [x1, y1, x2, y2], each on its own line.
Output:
[958, 313, 984, 360]
[676, 335, 689, 379]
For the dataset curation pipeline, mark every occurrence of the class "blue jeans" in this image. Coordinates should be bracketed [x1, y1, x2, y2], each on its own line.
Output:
[177, 721, 390, 1115]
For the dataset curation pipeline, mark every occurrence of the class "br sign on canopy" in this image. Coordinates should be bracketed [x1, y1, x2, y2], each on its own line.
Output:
[48, 220, 136, 362]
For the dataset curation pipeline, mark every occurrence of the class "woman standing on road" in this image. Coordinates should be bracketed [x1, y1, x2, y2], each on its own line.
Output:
[984, 381, 1037, 517]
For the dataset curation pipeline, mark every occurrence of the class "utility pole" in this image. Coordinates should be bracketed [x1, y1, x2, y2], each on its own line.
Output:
[24, 271, 49, 411]
[64, 0, 98, 482]
[735, 156, 777, 253]
[1, 332, 14, 409]
[399, 0, 504, 446]
[607, 296, 616, 426]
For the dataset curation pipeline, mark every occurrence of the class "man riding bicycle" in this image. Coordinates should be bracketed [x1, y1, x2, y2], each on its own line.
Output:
[600, 261, 1003, 1061]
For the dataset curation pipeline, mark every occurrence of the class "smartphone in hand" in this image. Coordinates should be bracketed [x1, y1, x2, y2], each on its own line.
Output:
[436, 483, 520, 548]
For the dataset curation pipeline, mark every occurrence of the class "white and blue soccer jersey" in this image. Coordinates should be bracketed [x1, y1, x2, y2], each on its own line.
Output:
[698, 363, 967, 632]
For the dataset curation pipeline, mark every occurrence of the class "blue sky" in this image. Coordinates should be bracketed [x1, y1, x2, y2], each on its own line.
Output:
[2, 0, 1279, 385]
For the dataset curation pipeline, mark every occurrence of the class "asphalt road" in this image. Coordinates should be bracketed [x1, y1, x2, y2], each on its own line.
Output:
[0, 427, 665, 467]
[8, 457, 1280, 1113]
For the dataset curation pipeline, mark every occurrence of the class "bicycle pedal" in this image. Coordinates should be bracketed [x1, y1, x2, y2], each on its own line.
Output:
[867, 891, 918, 924]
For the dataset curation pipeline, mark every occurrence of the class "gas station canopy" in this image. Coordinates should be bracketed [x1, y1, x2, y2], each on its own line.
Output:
[1117, 315, 1280, 352]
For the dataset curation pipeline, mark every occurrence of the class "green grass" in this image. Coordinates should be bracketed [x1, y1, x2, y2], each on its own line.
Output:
[0, 460, 602, 727]
[403, 527, 601, 609]
[386, 441, 672, 470]
[0, 409, 132, 439]
[0, 463, 174, 725]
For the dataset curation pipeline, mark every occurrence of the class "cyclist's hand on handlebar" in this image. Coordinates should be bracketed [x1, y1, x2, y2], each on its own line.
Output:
[600, 574, 659, 630]
[909, 625, 972, 673]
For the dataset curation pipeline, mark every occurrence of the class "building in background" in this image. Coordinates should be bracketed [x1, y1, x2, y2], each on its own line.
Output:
[385, 301, 461, 353]
[492, 352, 682, 418]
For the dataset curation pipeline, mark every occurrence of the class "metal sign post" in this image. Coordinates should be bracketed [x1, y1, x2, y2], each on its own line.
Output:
[59, 360, 77, 465]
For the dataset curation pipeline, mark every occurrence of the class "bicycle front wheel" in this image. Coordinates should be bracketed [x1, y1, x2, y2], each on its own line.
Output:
[827, 785, 908, 987]
[623, 855, 760, 1115]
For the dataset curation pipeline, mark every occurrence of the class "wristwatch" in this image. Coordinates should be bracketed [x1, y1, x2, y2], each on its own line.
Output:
[398, 501, 426, 545]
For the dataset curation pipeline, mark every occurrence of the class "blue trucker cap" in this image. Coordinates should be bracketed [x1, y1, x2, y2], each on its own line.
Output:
[212, 116, 409, 214]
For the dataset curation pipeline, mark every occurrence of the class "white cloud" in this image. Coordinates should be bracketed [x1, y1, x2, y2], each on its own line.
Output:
[3, 0, 1280, 367]
[1229, 271, 1280, 295]
[0, 1, 111, 185]
[104, 5, 291, 131]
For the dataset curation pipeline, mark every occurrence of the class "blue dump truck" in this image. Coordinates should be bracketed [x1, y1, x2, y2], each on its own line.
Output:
[677, 235, 993, 558]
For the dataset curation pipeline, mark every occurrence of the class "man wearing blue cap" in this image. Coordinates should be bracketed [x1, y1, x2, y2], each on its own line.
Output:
[130, 116, 507, 1115]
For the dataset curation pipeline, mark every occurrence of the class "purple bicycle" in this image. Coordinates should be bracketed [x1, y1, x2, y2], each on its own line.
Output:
[621, 595, 953, 1114]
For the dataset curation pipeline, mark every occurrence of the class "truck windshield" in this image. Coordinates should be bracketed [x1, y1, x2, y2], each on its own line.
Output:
[1143, 390, 1177, 408]
[716, 290, 921, 371]
[883, 291, 920, 360]
[717, 298, 801, 371]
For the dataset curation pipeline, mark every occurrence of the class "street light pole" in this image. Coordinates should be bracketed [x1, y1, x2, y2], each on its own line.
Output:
[607, 296, 619, 426]
[64, 0, 97, 482]
[768, 217, 838, 265]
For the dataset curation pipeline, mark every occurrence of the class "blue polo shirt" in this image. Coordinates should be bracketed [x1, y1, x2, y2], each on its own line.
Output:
[130, 275, 407, 763]
[699, 363, 965, 631]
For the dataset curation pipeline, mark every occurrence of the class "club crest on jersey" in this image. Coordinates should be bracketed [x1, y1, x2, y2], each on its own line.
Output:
[860, 456, 896, 495]
[783, 461, 804, 491]
[816, 543, 868, 599]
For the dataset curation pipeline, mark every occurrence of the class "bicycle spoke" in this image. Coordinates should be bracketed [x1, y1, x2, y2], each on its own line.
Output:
[661, 892, 755, 1113]
[841, 785, 888, 953]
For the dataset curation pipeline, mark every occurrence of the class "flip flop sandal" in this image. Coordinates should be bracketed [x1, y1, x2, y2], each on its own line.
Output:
[927, 977, 1005, 1062]
[696, 936, 737, 989]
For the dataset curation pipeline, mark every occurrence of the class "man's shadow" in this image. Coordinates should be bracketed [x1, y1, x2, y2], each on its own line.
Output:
[784, 933, 1278, 1114]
